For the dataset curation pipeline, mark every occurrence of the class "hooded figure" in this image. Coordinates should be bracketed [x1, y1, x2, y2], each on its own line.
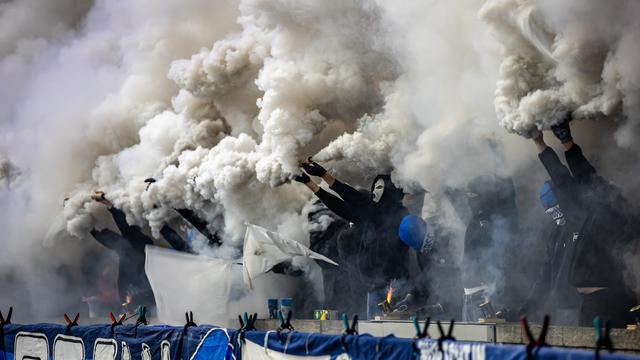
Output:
[533, 122, 637, 327]
[299, 166, 410, 316]
[332, 175, 409, 287]
[520, 181, 580, 324]
[461, 175, 518, 321]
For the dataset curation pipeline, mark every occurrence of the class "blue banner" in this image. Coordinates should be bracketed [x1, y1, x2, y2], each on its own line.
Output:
[1, 324, 638, 360]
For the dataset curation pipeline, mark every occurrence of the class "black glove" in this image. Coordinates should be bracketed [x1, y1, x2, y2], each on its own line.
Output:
[551, 114, 573, 144]
[294, 172, 311, 184]
[302, 158, 327, 177]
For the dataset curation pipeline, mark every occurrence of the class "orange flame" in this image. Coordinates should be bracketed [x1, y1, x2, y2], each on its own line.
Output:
[386, 285, 394, 304]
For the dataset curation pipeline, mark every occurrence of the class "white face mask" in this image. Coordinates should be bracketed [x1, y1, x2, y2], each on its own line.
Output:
[372, 178, 385, 203]
[545, 204, 566, 226]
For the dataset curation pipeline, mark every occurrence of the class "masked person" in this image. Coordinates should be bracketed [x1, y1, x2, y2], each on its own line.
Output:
[295, 159, 410, 317]
[520, 181, 580, 325]
[529, 118, 636, 327]
[461, 175, 519, 322]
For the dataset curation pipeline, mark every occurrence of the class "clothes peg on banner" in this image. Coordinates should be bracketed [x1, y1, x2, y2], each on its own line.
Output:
[246, 313, 257, 331]
[277, 310, 294, 332]
[136, 306, 148, 326]
[63, 313, 79, 335]
[521, 315, 550, 360]
[184, 311, 197, 331]
[436, 319, 456, 353]
[594, 317, 614, 360]
[0, 307, 13, 353]
[340, 314, 358, 351]
[0, 307, 11, 326]
[413, 316, 431, 339]
[109, 312, 127, 335]
[238, 312, 258, 342]
[412, 317, 431, 355]
[238, 312, 258, 331]
[175, 311, 197, 359]
[276, 310, 294, 344]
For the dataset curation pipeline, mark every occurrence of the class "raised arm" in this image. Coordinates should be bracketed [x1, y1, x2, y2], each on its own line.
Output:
[90, 229, 129, 255]
[533, 133, 577, 197]
[174, 208, 221, 245]
[294, 172, 353, 222]
[550, 121, 597, 185]
[301, 159, 367, 204]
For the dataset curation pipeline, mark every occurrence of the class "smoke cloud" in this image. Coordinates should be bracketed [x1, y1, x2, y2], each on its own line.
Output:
[480, 0, 640, 144]
[1, 0, 638, 321]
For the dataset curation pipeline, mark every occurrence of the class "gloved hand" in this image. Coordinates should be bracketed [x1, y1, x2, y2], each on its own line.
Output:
[294, 172, 311, 184]
[551, 114, 573, 144]
[302, 158, 327, 177]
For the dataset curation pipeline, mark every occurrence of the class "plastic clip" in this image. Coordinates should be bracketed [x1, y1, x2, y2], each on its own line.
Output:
[0, 307, 13, 352]
[521, 315, 549, 360]
[63, 313, 79, 335]
[109, 312, 127, 336]
[412, 316, 431, 355]
[136, 306, 148, 326]
[276, 310, 294, 344]
[340, 314, 358, 351]
[238, 312, 258, 342]
[436, 319, 456, 353]
[184, 311, 197, 332]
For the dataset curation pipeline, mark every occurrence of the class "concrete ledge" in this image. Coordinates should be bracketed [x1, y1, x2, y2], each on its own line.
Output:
[256, 320, 640, 353]
[496, 323, 640, 352]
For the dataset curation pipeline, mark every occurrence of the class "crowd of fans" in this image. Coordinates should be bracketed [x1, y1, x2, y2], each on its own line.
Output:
[83, 117, 639, 328]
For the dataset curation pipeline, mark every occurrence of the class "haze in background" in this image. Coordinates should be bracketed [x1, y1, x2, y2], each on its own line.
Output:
[0, 0, 638, 322]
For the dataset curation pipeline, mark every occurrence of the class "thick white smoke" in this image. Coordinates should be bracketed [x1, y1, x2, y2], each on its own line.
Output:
[1, 0, 639, 320]
[480, 0, 640, 144]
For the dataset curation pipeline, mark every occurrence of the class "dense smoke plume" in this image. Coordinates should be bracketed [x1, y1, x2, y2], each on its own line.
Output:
[1, 0, 639, 322]
[480, 0, 640, 145]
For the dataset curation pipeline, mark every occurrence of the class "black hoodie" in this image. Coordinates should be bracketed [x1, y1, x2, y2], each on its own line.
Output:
[314, 175, 410, 291]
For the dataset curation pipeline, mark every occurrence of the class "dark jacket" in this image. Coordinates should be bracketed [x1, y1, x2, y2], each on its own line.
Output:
[90, 207, 154, 304]
[314, 175, 410, 291]
[538, 145, 630, 289]
[524, 220, 580, 314]
[307, 202, 351, 310]
[90, 228, 150, 302]
[462, 176, 518, 291]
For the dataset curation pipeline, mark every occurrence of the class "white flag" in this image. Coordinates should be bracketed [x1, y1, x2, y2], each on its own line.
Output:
[145, 245, 300, 327]
[243, 224, 339, 289]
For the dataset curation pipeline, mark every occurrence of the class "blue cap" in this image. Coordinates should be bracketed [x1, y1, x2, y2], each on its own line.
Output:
[539, 180, 558, 209]
[398, 215, 427, 251]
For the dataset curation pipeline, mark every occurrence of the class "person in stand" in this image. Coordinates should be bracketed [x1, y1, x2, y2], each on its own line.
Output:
[295, 159, 410, 317]
[526, 117, 637, 327]
[519, 180, 581, 325]
[307, 200, 351, 312]
[90, 191, 155, 307]
[461, 175, 519, 321]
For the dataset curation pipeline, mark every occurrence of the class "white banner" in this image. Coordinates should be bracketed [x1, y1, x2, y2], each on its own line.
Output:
[145, 246, 300, 327]
[243, 224, 338, 289]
